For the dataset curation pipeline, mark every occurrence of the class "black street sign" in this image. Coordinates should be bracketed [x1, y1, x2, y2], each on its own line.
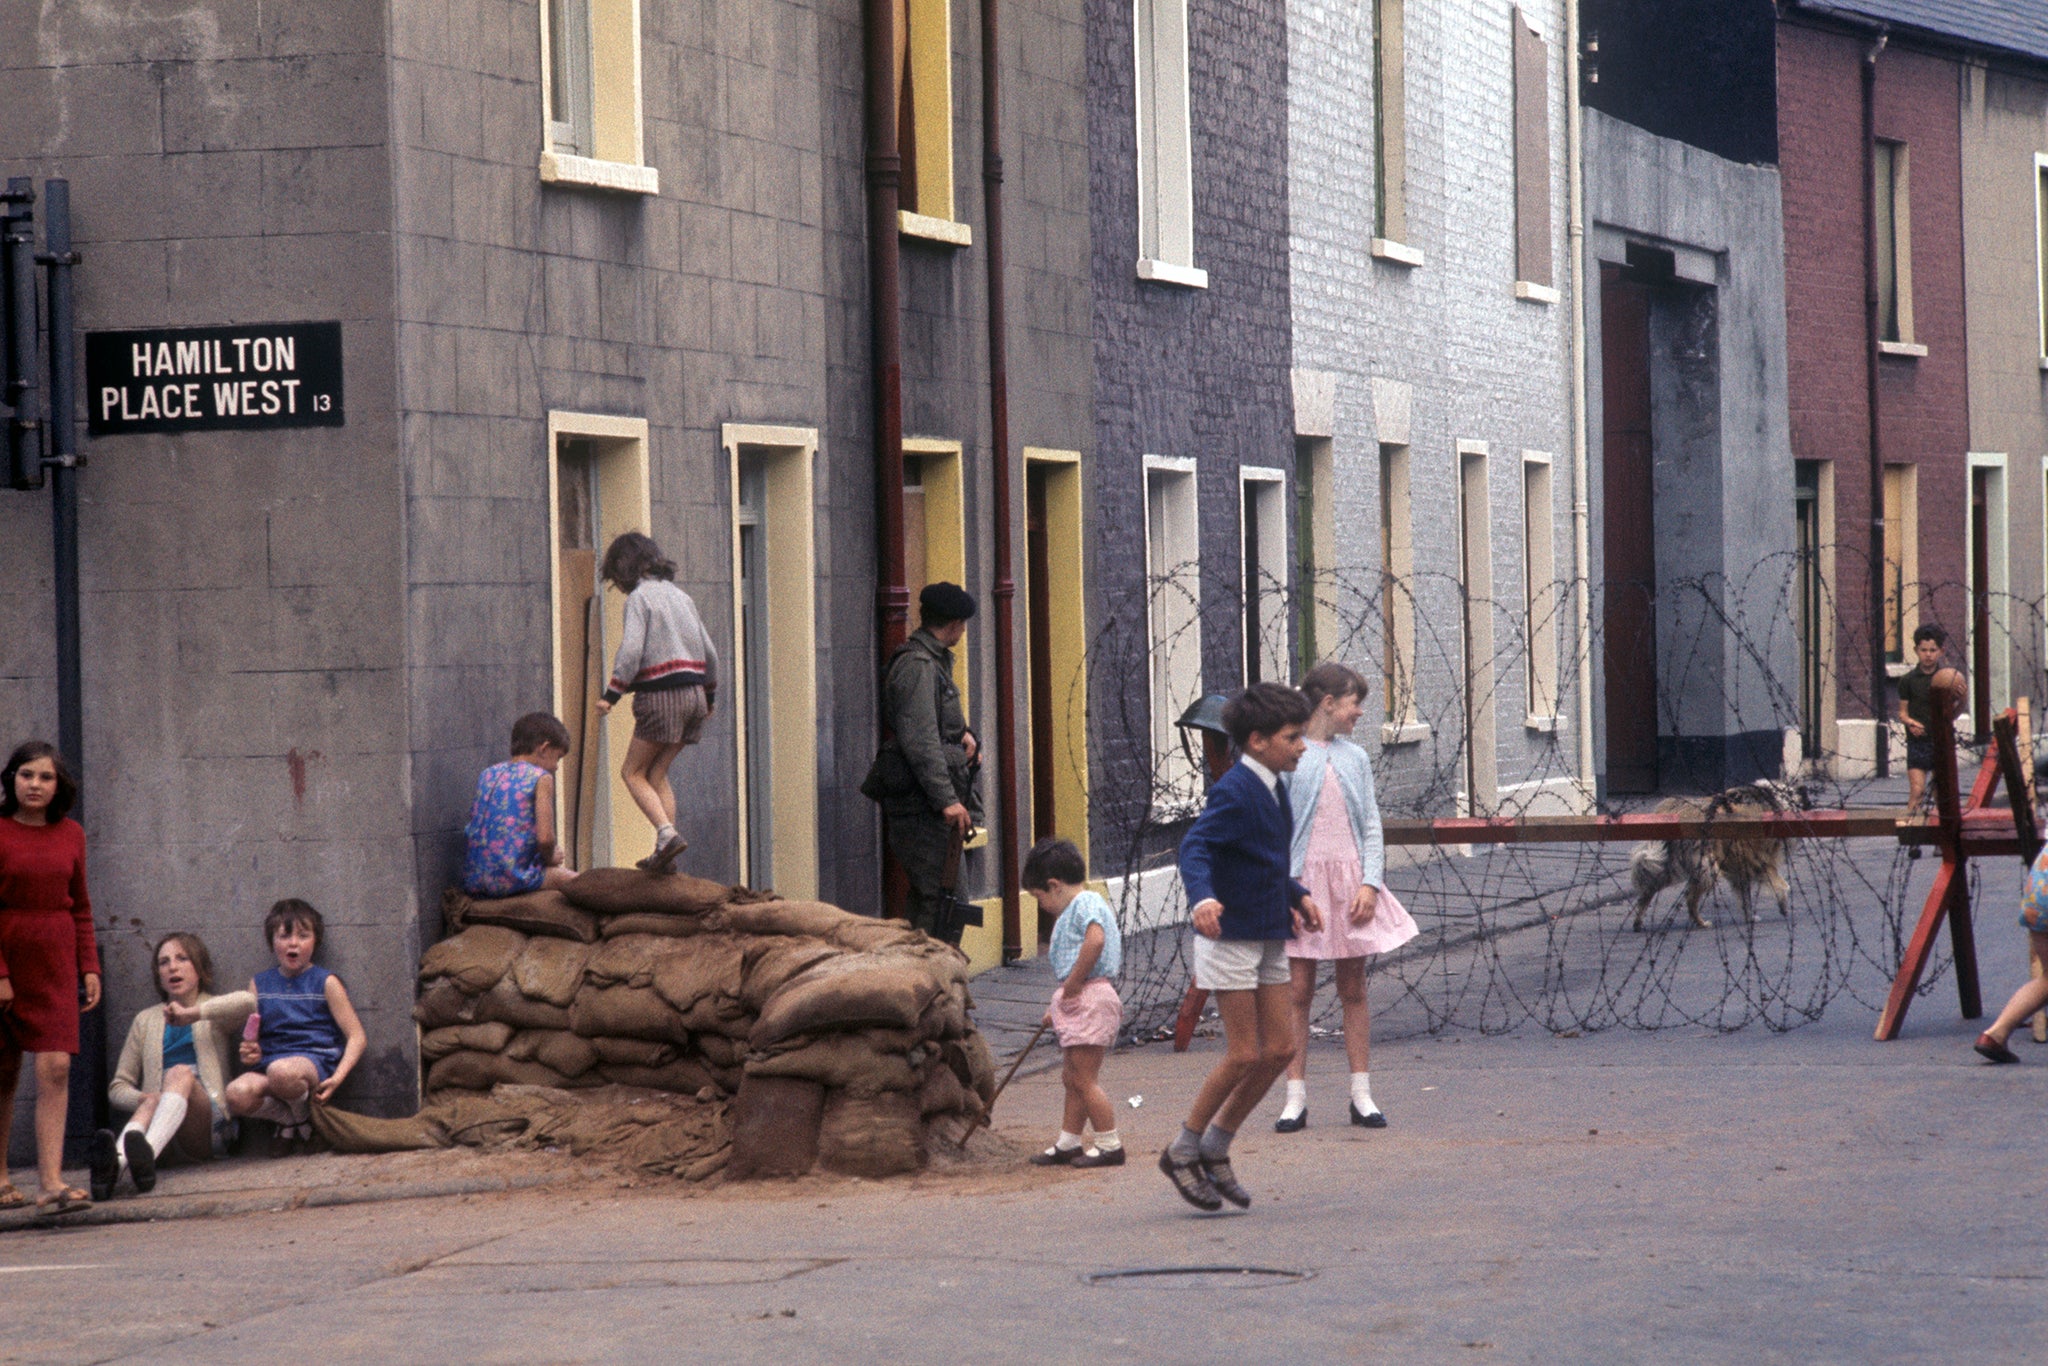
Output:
[85, 321, 343, 435]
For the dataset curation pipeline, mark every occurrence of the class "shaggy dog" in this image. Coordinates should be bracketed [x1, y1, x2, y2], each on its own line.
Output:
[1630, 781, 1805, 930]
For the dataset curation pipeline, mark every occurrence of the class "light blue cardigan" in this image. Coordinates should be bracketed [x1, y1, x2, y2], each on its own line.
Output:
[1281, 737, 1385, 889]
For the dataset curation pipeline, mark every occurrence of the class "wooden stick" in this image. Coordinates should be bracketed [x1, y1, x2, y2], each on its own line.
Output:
[962, 1020, 1051, 1140]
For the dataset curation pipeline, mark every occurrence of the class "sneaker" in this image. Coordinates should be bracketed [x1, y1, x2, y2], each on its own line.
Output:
[1070, 1146, 1125, 1168]
[1157, 1148, 1222, 1212]
[1201, 1155, 1252, 1209]
[636, 833, 689, 874]
[88, 1129, 120, 1203]
[123, 1128, 158, 1193]
[1030, 1144, 1083, 1167]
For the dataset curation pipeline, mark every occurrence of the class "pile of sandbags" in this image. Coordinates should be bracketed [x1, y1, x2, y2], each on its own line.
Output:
[420, 869, 997, 1178]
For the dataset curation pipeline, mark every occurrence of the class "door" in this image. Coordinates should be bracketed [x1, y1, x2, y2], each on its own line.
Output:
[736, 460, 773, 885]
[1794, 462, 1824, 759]
[1972, 468, 1992, 739]
[1026, 466, 1055, 845]
[1601, 264, 1659, 792]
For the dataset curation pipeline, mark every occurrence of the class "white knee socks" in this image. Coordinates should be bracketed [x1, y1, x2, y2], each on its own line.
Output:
[143, 1093, 188, 1156]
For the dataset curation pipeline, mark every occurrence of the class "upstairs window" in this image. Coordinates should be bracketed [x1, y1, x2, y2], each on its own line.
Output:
[897, 0, 966, 241]
[1371, 0, 1417, 264]
[1135, 0, 1204, 286]
[1511, 7, 1554, 296]
[1874, 139, 1914, 346]
[540, 0, 656, 193]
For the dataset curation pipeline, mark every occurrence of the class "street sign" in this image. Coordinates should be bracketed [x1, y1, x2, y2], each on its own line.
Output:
[85, 320, 343, 435]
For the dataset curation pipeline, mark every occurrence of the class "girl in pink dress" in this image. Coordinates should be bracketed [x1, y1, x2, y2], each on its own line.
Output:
[1274, 663, 1416, 1131]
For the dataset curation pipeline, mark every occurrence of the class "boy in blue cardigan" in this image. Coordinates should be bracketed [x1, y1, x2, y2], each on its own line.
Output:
[1161, 682, 1324, 1211]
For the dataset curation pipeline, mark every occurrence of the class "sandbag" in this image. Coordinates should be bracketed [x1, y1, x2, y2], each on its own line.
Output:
[473, 975, 575, 1031]
[414, 977, 478, 1030]
[512, 938, 592, 1007]
[717, 900, 852, 941]
[563, 867, 728, 918]
[427, 1050, 499, 1091]
[586, 934, 686, 990]
[942, 1034, 997, 1104]
[751, 957, 942, 1047]
[817, 1089, 924, 1177]
[726, 1075, 825, 1179]
[693, 1034, 745, 1069]
[600, 1057, 723, 1095]
[679, 994, 754, 1039]
[506, 1029, 600, 1079]
[440, 886, 470, 933]
[651, 936, 747, 1013]
[743, 1035, 917, 1094]
[916, 982, 970, 1042]
[918, 1060, 983, 1120]
[310, 1105, 448, 1152]
[421, 1021, 514, 1062]
[420, 925, 528, 994]
[739, 939, 843, 1012]
[828, 917, 927, 954]
[570, 984, 688, 1043]
[462, 889, 599, 944]
[599, 913, 702, 939]
[590, 1037, 678, 1068]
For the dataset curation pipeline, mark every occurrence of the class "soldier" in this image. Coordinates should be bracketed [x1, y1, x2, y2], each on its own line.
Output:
[867, 582, 982, 940]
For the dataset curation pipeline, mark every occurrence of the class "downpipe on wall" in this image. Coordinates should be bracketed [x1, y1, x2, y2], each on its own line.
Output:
[1566, 2, 1597, 806]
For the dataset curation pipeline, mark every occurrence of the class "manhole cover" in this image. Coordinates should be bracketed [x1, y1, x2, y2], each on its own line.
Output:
[1083, 1265, 1314, 1289]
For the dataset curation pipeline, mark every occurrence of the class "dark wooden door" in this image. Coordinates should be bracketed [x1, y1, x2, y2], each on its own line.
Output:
[1602, 265, 1659, 792]
[1026, 467, 1055, 846]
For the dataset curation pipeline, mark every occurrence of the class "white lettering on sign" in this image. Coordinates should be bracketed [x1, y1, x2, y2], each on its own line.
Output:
[127, 335, 301, 377]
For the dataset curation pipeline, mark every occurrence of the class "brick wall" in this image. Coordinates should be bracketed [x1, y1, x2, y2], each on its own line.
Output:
[1085, 0, 1296, 860]
[1779, 22, 1971, 718]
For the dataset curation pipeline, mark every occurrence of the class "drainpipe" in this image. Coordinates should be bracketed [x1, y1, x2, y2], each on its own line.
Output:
[1565, 1, 1596, 806]
[1862, 31, 1889, 776]
[865, 0, 909, 661]
[981, 0, 1023, 961]
[42, 180, 83, 788]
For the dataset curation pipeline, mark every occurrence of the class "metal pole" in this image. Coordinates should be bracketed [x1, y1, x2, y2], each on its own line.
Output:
[3, 177, 41, 492]
[43, 179, 83, 776]
[982, 0, 1022, 962]
[1862, 36, 1890, 778]
[1566, 0, 1595, 808]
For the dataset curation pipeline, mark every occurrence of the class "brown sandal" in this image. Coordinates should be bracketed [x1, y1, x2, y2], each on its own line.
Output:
[0, 1181, 25, 1210]
[34, 1185, 92, 1215]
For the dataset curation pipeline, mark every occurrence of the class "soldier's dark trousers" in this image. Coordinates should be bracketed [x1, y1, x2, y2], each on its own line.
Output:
[884, 811, 952, 937]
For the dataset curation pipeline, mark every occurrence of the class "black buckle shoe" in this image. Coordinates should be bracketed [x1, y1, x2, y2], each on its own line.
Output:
[1030, 1144, 1082, 1166]
[1201, 1156, 1252, 1208]
[1274, 1108, 1307, 1133]
[1158, 1149, 1222, 1211]
[1350, 1101, 1388, 1129]
[1070, 1146, 1126, 1168]
[88, 1129, 120, 1202]
[124, 1128, 158, 1192]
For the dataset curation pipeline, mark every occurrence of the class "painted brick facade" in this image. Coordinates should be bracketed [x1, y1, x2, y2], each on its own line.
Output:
[1779, 21, 1971, 722]
[1287, 0, 1577, 814]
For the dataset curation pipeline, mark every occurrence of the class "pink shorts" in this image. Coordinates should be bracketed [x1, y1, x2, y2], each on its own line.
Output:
[1049, 978, 1123, 1048]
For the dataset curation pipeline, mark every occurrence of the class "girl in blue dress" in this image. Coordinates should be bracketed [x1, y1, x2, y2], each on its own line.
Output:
[221, 900, 366, 1154]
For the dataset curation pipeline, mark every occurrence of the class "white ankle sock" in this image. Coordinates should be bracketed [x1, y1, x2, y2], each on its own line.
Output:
[1279, 1079, 1307, 1120]
[656, 823, 677, 844]
[117, 1120, 145, 1173]
[1350, 1072, 1378, 1114]
[1093, 1128, 1122, 1151]
[144, 1094, 188, 1156]
[1054, 1129, 1084, 1152]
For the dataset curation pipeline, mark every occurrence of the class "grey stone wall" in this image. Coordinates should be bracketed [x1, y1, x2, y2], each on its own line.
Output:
[0, 3, 417, 1128]
[1287, 0, 1577, 816]
[1584, 109, 1796, 787]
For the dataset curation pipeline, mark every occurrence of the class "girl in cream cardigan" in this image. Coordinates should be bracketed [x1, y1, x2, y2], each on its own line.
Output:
[88, 933, 253, 1200]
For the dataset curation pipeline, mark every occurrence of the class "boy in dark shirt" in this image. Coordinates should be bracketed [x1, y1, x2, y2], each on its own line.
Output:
[1896, 624, 1954, 818]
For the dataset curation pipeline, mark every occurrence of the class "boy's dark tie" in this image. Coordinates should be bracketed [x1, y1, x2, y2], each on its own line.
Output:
[1276, 780, 1292, 826]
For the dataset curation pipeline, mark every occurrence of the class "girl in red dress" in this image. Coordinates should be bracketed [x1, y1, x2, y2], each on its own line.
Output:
[0, 742, 102, 1213]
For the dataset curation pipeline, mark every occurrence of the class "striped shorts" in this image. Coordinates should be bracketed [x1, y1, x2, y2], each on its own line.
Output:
[631, 685, 709, 747]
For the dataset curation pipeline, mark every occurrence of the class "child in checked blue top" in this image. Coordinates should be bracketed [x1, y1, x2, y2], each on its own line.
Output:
[461, 712, 579, 897]
[1025, 837, 1125, 1169]
[220, 900, 366, 1155]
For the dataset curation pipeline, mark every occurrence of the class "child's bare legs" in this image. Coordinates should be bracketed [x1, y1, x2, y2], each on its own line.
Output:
[129, 1066, 212, 1157]
[621, 736, 686, 837]
[226, 1057, 321, 1125]
[1983, 933, 2048, 1046]
[1283, 958, 1317, 1084]
[1333, 957, 1371, 1072]
[1907, 767, 1928, 818]
[1186, 984, 1295, 1136]
[1061, 1045, 1114, 1136]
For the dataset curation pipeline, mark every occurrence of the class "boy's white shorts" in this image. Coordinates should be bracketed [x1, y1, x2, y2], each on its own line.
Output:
[1191, 936, 1291, 991]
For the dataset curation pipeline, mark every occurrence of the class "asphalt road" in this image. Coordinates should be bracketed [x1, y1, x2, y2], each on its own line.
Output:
[5, 991, 2041, 1365]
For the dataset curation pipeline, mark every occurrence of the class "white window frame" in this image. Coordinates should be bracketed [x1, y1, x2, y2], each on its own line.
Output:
[1133, 0, 1205, 288]
[1239, 465, 1290, 685]
[1144, 454, 1203, 809]
[2035, 153, 2048, 366]
[538, 0, 658, 194]
[1521, 451, 1559, 726]
[1968, 451, 2010, 723]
